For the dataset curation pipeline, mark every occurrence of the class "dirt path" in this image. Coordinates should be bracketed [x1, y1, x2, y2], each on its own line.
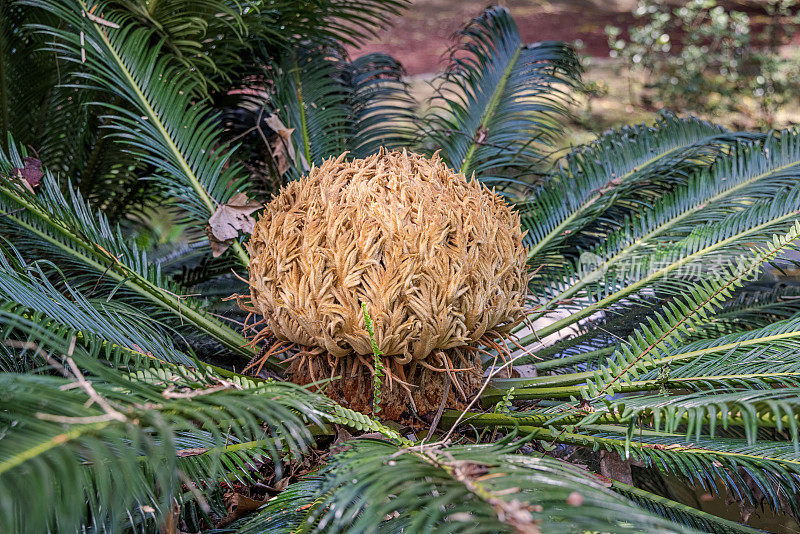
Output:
[347, 0, 638, 75]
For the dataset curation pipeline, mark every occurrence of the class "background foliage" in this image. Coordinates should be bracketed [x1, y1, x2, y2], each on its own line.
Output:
[607, 0, 800, 128]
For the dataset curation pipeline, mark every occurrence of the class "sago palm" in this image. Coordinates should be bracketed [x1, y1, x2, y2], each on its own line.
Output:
[1, 1, 799, 533]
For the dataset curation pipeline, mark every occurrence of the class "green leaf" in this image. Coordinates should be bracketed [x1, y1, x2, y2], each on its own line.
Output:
[0, 146, 261, 366]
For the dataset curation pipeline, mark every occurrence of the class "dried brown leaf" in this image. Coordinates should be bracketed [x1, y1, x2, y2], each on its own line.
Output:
[263, 114, 309, 174]
[206, 193, 262, 256]
[205, 225, 232, 257]
[216, 492, 268, 528]
[209, 192, 262, 242]
[8, 157, 43, 193]
[599, 450, 642, 485]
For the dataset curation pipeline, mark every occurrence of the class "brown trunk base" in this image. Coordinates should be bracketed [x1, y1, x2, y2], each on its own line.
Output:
[286, 347, 483, 421]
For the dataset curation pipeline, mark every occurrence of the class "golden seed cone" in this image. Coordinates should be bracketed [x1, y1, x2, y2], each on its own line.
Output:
[246, 149, 528, 416]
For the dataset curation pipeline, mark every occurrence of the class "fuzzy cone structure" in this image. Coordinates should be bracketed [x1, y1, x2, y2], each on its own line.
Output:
[246, 149, 528, 419]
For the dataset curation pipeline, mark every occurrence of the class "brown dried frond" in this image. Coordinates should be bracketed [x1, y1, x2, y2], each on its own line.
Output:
[246, 149, 528, 416]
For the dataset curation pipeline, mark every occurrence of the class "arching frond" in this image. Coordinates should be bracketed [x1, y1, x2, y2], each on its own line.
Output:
[251, 0, 408, 49]
[238, 438, 701, 534]
[0, 0, 56, 154]
[107, 0, 248, 92]
[0, 145, 260, 365]
[0, 1, 141, 207]
[269, 47, 416, 172]
[418, 6, 581, 185]
[0, 360, 322, 534]
[521, 129, 800, 348]
[0, 252, 192, 367]
[447, 416, 800, 520]
[347, 53, 418, 157]
[522, 114, 759, 263]
[509, 221, 800, 391]
[28, 0, 252, 264]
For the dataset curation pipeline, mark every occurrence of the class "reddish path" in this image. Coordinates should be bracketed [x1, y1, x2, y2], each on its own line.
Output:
[346, 1, 636, 75]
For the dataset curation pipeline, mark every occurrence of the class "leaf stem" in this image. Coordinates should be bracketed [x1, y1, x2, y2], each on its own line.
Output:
[291, 55, 312, 165]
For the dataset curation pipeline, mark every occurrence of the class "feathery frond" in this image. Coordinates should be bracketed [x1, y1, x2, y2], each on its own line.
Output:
[0, 360, 322, 533]
[268, 47, 416, 172]
[239, 438, 700, 534]
[418, 6, 581, 186]
[28, 0, 253, 263]
[0, 145, 261, 365]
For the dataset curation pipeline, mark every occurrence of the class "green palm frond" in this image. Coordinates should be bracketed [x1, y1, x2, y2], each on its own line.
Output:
[0, 144, 260, 365]
[492, 311, 800, 404]
[2, 1, 150, 211]
[418, 6, 581, 185]
[0, 0, 55, 154]
[272, 47, 355, 168]
[0, 251, 192, 367]
[238, 437, 703, 534]
[686, 285, 800, 338]
[609, 478, 762, 534]
[506, 220, 800, 395]
[251, 0, 407, 49]
[522, 114, 759, 263]
[269, 47, 416, 171]
[588, 388, 800, 442]
[347, 53, 417, 157]
[475, 224, 800, 518]
[581, 222, 800, 398]
[203, 1, 410, 113]
[443, 415, 800, 520]
[28, 0, 253, 263]
[108, 0, 247, 92]
[520, 129, 800, 349]
[0, 358, 322, 534]
[233, 478, 324, 532]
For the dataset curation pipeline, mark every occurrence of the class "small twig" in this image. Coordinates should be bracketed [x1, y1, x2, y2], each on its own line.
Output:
[3, 340, 49, 360]
[426, 375, 452, 442]
[594, 325, 631, 345]
[228, 125, 259, 144]
[162, 384, 229, 399]
[441, 355, 499, 444]
[84, 10, 120, 29]
[85, 253, 123, 298]
[36, 412, 123, 424]
[160, 289, 200, 326]
[205, 312, 246, 326]
[440, 347, 536, 444]
[0, 208, 24, 219]
[64, 356, 126, 421]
